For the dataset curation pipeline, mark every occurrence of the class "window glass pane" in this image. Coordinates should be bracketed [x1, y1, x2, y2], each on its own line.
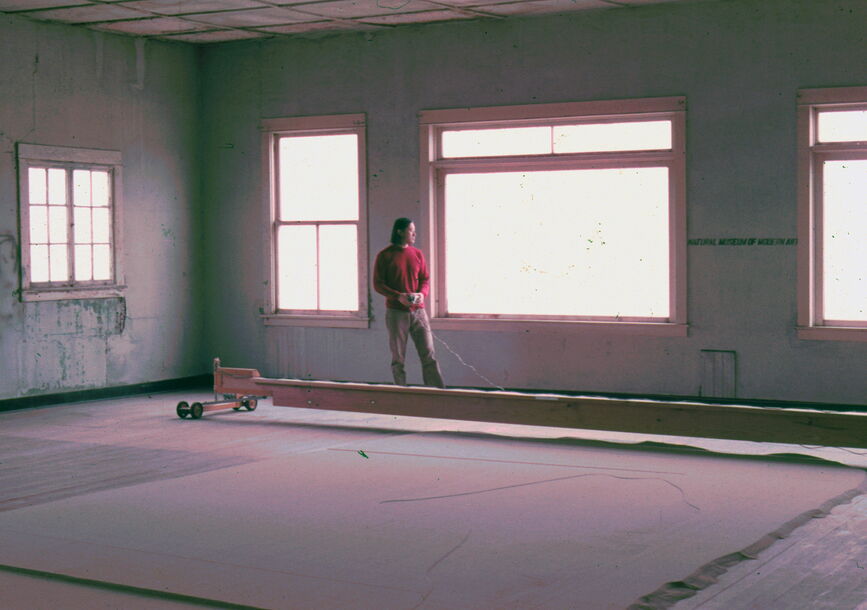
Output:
[277, 225, 317, 310]
[75, 244, 93, 281]
[30, 206, 48, 244]
[93, 244, 111, 280]
[30, 245, 49, 282]
[47, 168, 66, 205]
[49, 244, 68, 282]
[817, 110, 867, 143]
[48, 207, 68, 244]
[74, 207, 93, 244]
[92, 208, 110, 243]
[823, 159, 867, 321]
[92, 170, 110, 206]
[553, 120, 672, 153]
[444, 167, 670, 318]
[278, 134, 359, 222]
[441, 126, 551, 158]
[318, 224, 358, 311]
[29, 168, 46, 204]
[73, 169, 92, 206]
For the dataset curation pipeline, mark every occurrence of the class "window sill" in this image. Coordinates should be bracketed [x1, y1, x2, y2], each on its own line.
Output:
[431, 317, 689, 337]
[21, 286, 126, 302]
[262, 314, 371, 329]
[797, 326, 867, 342]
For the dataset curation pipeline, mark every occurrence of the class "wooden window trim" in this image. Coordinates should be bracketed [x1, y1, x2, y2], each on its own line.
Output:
[420, 97, 688, 336]
[796, 86, 867, 342]
[260, 114, 370, 328]
[16, 143, 125, 302]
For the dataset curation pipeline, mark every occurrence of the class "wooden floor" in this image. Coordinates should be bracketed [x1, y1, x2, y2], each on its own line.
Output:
[1, 390, 866, 609]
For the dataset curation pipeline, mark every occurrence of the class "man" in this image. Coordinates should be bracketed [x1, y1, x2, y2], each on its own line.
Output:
[373, 218, 445, 388]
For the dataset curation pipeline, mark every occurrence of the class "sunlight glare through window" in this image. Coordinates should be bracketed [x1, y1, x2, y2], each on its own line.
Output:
[318, 224, 358, 311]
[553, 121, 671, 153]
[445, 167, 669, 318]
[279, 134, 359, 222]
[817, 110, 867, 143]
[441, 127, 551, 158]
[29, 168, 46, 204]
[822, 159, 867, 321]
[277, 225, 317, 310]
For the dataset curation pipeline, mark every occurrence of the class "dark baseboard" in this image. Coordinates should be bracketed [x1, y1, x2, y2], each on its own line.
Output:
[0, 375, 213, 413]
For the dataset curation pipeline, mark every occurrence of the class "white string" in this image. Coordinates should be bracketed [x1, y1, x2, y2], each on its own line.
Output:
[429, 329, 505, 391]
[408, 308, 505, 391]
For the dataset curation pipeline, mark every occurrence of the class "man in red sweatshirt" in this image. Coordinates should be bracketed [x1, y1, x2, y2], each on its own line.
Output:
[373, 217, 445, 388]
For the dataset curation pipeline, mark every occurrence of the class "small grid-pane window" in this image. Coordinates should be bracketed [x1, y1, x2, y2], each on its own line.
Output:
[17, 144, 123, 301]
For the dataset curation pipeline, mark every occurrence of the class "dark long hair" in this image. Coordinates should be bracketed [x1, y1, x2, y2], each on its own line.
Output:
[390, 217, 413, 245]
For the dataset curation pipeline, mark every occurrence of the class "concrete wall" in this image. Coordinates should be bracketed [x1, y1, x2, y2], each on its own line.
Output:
[0, 14, 204, 399]
[200, 0, 867, 405]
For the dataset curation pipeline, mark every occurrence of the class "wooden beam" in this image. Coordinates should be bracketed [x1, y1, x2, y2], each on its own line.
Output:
[211, 362, 867, 448]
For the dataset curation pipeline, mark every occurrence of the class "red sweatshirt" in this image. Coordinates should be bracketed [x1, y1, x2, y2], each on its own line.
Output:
[373, 245, 430, 311]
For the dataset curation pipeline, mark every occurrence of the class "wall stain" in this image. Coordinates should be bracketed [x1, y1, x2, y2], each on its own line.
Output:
[0, 235, 21, 338]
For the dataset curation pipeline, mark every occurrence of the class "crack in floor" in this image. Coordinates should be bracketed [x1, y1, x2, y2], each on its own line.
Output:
[381, 472, 701, 512]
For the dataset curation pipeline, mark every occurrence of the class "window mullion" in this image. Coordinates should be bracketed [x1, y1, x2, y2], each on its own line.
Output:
[66, 166, 75, 286]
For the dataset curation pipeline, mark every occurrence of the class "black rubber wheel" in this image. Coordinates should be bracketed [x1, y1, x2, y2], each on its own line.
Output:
[232, 406, 242, 411]
[190, 402, 204, 419]
[244, 399, 258, 411]
[176, 401, 190, 419]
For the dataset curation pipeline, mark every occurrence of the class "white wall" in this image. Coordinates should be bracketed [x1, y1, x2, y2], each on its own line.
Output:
[199, 0, 867, 405]
[0, 14, 205, 399]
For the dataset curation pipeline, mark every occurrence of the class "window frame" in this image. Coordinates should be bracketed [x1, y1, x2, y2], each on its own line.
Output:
[16, 143, 125, 302]
[797, 86, 867, 342]
[260, 113, 370, 328]
[419, 97, 688, 336]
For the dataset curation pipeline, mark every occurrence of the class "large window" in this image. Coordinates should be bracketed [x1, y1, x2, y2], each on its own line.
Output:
[17, 144, 124, 301]
[797, 87, 867, 341]
[261, 114, 368, 327]
[419, 98, 687, 334]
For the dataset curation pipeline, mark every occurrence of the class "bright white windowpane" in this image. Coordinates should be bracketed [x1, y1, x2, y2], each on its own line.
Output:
[278, 134, 359, 222]
[30, 206, 48, 244]
[823, 159, 867, 321]
[49, 244, 68, 281]
[318, 224, 358, 311]
[75, 244, 93, 281]
[48, 207, 67, 244]
[47, 168, 66, 205]
[441, 127, 551, 158]
[91, 171, 110, 206]
[553, 121, 672, 153]
[30, 245, 49, 282]
[817, 110, 867, 143]
[277, 225, 317, 310]
[93, 244, 111, 280]
[73, 170, 92, 206]
[29, 168, 46, 204]
[74, 208, 92, 244]
[445, 168, 670, 318]
[92, 208, 110, 243]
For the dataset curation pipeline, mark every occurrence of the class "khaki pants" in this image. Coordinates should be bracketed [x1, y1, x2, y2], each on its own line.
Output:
[385, 308, 445, 388]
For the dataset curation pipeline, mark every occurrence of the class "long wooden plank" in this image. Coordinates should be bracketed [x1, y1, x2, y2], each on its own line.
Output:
[242, 376, 867, 449]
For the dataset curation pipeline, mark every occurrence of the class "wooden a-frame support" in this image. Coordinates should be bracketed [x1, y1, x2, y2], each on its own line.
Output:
[205, 358, 867, 449]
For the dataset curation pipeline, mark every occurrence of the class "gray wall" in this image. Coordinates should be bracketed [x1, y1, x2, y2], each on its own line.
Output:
[3, 0, 864, 405]
[0, 14, 205, 399]
[200, 0, 867, 404]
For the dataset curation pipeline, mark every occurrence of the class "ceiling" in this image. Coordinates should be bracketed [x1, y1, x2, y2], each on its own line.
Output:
[1, 0, 697, 44]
